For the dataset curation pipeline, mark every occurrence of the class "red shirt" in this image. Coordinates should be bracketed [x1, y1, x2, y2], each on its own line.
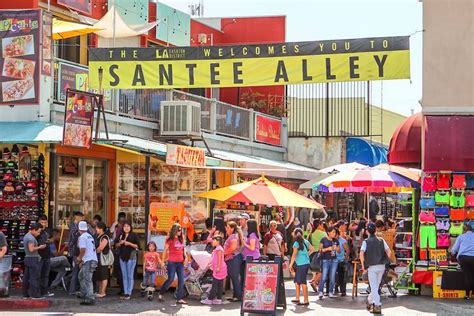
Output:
[167, 238, 185, 263]
[144, 252, 161, 272]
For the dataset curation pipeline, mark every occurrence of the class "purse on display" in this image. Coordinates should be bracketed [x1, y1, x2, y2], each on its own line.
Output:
[434, 206, 450, 217]
[420, 196, 435, 209]
[422, 175, 437, 192]
[452, 174, 466, 189]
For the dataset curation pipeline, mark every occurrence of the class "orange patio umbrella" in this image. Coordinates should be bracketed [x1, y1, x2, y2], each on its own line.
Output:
[195, 175, 324, 209]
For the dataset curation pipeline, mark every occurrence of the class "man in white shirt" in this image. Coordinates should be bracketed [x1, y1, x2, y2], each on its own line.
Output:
[77, 221, 97, 305]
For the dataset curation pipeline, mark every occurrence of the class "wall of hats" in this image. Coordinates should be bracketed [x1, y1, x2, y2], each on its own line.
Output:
[418, 173, 474, 271]
[0, 144, 46, 287]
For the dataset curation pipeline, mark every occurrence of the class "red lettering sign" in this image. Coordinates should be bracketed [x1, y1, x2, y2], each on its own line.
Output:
[166, 144, 206, 168]
[255, 114, 281, 146]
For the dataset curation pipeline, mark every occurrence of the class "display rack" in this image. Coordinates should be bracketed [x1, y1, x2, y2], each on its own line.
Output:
[393, 189, 419, 293]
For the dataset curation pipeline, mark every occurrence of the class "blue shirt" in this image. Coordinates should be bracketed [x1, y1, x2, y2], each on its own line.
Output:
[336, 237, 347, 262]
[293, 240, 310, 266]
[452, 231, 474, 259]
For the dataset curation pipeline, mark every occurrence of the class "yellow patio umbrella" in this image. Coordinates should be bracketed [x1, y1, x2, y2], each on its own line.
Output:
[53, 18, 103, 40]
[195, 175, 324, 209]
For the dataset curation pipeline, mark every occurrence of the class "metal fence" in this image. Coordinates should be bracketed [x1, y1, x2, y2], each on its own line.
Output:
[215, 100, 250, 139]
[118, 89, 165, 122]
[287, 81, 372, 137]
[171, 90, 212, 131]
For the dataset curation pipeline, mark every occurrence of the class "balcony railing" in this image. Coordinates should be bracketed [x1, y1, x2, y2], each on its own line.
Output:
[52, 59, 283, 146]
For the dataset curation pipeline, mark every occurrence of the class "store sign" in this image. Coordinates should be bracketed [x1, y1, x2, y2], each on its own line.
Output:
[57, 0, 92, 15]
[0, 9, 41, 105]
[62, 89, 95, 149]
[255, 114, 281, 146]
[433, 271, 466, 299]
[149, 202, 184, 233]
[57, 62, 89, 102]
[166, 144, 205, 168]
[242, 262, 279, 313]
[88, 36, 410, 89]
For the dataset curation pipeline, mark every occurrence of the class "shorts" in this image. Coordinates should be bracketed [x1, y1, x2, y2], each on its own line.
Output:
[294, 264, 310, 285]
[419, 225, 436, 249]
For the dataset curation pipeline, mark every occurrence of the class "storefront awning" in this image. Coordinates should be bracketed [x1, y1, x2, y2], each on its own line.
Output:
[0, 122, 63, 144]
[211, 149, 319, 181]
[96, 134, 168, 157]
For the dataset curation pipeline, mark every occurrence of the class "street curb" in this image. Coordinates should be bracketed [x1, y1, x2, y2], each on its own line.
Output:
[0, 297, 52, 309]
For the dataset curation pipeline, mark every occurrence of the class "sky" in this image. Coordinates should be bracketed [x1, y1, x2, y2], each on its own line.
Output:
[159, 0, 423, 116]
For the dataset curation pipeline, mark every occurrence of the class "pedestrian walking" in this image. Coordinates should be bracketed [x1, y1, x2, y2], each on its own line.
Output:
[263, 220, 284, 260]
[37, 215, 54, 297]
[116, 221, 140, 300]
[289, 228, 313, 306]
[359, 223, 392, 314]
[158, 223, 187, 305]
[201, 236, 227, 305]
[317, 227, 340, 299]
[68, 211, 84, 295]
[23, 223, 46, 299]
[451, 223, 474, 300]
[77, 221, 98, 305]
[223, 221, 244, 302]
[94, 222, 111, 298]
[142, 241, 162, 292]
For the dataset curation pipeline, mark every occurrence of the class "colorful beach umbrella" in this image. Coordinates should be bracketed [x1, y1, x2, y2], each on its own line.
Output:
[313, 169, 418, 192]
[195, 176, 324, 209]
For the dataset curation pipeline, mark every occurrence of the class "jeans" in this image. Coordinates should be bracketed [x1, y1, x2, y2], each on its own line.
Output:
[39, 258, 51, 295]
[68, 257, 80, 294]
[50, 256, 71, 288]
[120, 258, 137, 296]
[159, 262, 185, 300]
[318, 259, 338, 294]
[23, 256, 41, 298]
[208, 278, 224, 300]
[336, 261, 347, 294]
[367, 264, 385, 307]
[79, 260, 97, 302]
[143, 271, 156, 287]
[226, 254, 243, 300]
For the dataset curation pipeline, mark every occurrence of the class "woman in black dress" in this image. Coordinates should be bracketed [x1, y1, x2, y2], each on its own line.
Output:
[94, 222, 110, 298]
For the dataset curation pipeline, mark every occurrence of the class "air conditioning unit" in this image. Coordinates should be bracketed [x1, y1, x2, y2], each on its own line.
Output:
[160, 101, 201, 137]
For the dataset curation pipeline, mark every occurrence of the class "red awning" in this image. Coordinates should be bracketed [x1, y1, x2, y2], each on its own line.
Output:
[424, 115, 474, 172]
[388, 113, 422, 167]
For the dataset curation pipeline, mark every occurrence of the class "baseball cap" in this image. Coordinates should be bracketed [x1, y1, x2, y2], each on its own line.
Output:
[367, 223, 376, 234]
[238, 213, 250, 220]
[78, 221, 88, 231]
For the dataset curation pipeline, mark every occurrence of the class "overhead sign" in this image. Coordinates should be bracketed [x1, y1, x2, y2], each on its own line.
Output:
[88, 36, 410, 89]
[62, 89, 95, 149]
[0, 9, 41, 105]
[255, 114, 281, 146]
[166, 144, 206, 168]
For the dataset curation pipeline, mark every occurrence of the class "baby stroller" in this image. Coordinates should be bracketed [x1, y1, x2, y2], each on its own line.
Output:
[183, 244, 213, 300]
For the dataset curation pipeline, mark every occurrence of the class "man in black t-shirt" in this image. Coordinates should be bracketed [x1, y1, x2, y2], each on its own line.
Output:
[37, 215, 54, 297]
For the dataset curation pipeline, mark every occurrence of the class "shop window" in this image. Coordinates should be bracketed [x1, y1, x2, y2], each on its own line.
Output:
[55, 156, 106, 227]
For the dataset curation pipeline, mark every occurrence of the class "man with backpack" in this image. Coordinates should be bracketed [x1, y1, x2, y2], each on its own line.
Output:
[359, 223, 392, 314]
[68, 211, 84, 295]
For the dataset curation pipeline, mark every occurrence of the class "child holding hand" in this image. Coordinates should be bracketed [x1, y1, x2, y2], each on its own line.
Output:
[201, 236, 227, 305]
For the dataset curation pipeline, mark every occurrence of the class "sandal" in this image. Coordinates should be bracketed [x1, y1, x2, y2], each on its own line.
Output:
[310, 282, 318, 292]
[291, 299, 301, 304]
[177, 299, 187, 304]
[297, 302, 310, 306]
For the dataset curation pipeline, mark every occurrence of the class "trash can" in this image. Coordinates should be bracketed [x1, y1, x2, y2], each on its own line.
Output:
[0, 255, 12, 297]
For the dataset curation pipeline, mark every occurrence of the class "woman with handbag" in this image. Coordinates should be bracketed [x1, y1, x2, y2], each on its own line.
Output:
[94, 222, 112, 298]
[116, 221, 140, 300]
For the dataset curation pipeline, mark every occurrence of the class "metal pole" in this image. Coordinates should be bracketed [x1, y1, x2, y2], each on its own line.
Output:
[112, 0, 116, 48]
[325, 83, 329, 137]
[367, 81, 370, 136]
[144, 155, 151, 243]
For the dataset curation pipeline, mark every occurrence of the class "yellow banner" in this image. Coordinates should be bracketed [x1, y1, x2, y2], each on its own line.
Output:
[88, 36, 410, 89]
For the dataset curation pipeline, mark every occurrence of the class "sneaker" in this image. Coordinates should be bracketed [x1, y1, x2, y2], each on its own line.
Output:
[212, 299, 223, 305]
[201, 298, 213, 305]
[367, 302, 373, 311]
[31, 296, 45, 300]
[318, 293, 323, 300]
[80, 300, 95, 306]
[44, 292, 55, 297]
[372, 305, 382, 314]
[328, 293, 337, 298]
[123, 294, 131, 300]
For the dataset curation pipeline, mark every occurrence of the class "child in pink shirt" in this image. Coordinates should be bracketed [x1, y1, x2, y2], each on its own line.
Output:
[201, 236, 227, 305]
